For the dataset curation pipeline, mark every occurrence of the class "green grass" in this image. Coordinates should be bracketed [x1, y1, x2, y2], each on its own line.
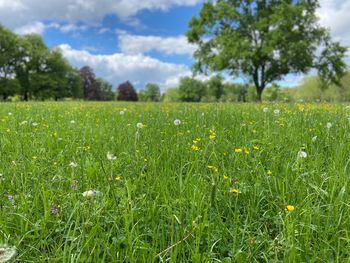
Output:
[1, 102, 350, 262]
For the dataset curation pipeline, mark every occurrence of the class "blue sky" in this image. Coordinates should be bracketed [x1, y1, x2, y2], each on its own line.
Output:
[0, 0, 349, 90]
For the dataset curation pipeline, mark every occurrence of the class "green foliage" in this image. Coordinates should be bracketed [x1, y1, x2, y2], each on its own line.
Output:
[139, 83, 161, 102]
[178, 77, 206, 102]
[295, 72, 350, 102]
[0, 24, 84, 101]
[187, 0, 347, 101]
[96, 78, 115, 101]
[206, 75, 225, 100]
[163, 88, 180, 102]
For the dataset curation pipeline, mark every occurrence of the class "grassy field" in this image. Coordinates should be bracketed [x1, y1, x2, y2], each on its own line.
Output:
[1, 102, 350, 262]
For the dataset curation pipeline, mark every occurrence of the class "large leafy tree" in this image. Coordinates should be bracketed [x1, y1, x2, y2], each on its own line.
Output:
[79, 66, 103, 100]
[96, 78, 115, 101]
[140, 83, 161, 102]
[187, 0, 347, 101]
[178, 76, 206, 102]
[0, 25, 21, 99]
[117, 81, 138, 101]
[206, 75, 224, 100]
[15, 34, 50, 101]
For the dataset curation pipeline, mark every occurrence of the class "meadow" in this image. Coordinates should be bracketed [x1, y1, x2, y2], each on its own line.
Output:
[1, 102, 350, 262]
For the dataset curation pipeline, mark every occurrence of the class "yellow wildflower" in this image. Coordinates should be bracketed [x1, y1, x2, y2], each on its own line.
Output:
[267, 170, 273, 176]
[286, 205, 295, 212]
[230, 188, 240, 193]
[234, 148, 243, 153]
[191, 145, 200, 152]
[207, 165, 218, 173]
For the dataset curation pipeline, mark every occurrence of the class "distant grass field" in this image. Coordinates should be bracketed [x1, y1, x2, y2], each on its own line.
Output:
[1, 102, 350, 262]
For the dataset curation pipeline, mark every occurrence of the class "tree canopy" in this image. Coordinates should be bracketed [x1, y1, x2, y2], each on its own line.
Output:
[187, 0, 348, 101]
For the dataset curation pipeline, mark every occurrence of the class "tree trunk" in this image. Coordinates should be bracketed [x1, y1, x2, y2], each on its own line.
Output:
[24, 92, 28, 101]
[256, 87, 263, 102]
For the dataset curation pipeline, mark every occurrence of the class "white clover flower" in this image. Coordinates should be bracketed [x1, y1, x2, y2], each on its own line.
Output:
[136, 122, 144, 129]
[120, 110, 125, 116]
[32, 122, 38, 127]
[70, 120, 75, 124]
[19, 121, 28, 125]
[174, 119, 181, 126]
[263, 107, 269, 113]
[0, 245, 16, 262]
[69, 162, 77, 168]
[107, 152, 117, 161]
[297, 150, 308, 159]
[82, 190, 96, 200]
[326, 122, 332, 129]
[274, 109, 280, 115]
[312, 136, 317, 142]
[8, 112, 12, 116]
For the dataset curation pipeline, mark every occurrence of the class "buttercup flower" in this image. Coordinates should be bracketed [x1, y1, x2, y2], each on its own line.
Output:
[286, 205, 295, 212]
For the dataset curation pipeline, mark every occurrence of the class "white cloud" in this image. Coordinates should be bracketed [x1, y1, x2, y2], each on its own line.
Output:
[58, 44, 191, 90]
[117, 31, 197, 56]
[318, 0, 350, 46]
[0, 0, 201, 29]
[14, 22, 46, 35]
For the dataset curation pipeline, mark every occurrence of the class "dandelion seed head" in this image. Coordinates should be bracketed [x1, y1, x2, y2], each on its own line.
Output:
[82, 190, 96, 199]
[174, 119, 181, 126]
[107, 152, 117, 161]
[297, 150, 307, 159]
[69, 162, 77, 168]
[0, 245, 17, 262]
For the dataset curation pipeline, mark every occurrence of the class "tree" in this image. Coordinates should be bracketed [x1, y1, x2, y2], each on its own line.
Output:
[79, 66, 102, 100]
[96, 78, 115, 101]
[206, 75, 224, 100]
[163, 88, 180, 102]
[117, 81, 138, 101]
[14, 34, 50, 101]
[187, 0, 347, 101]
[0, 25, 20, 100]
[178, 77, 206, 102]
[140, 83, 161, 102]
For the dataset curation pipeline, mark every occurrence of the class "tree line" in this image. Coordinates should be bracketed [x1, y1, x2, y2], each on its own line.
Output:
[0, 24, 138, 102]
